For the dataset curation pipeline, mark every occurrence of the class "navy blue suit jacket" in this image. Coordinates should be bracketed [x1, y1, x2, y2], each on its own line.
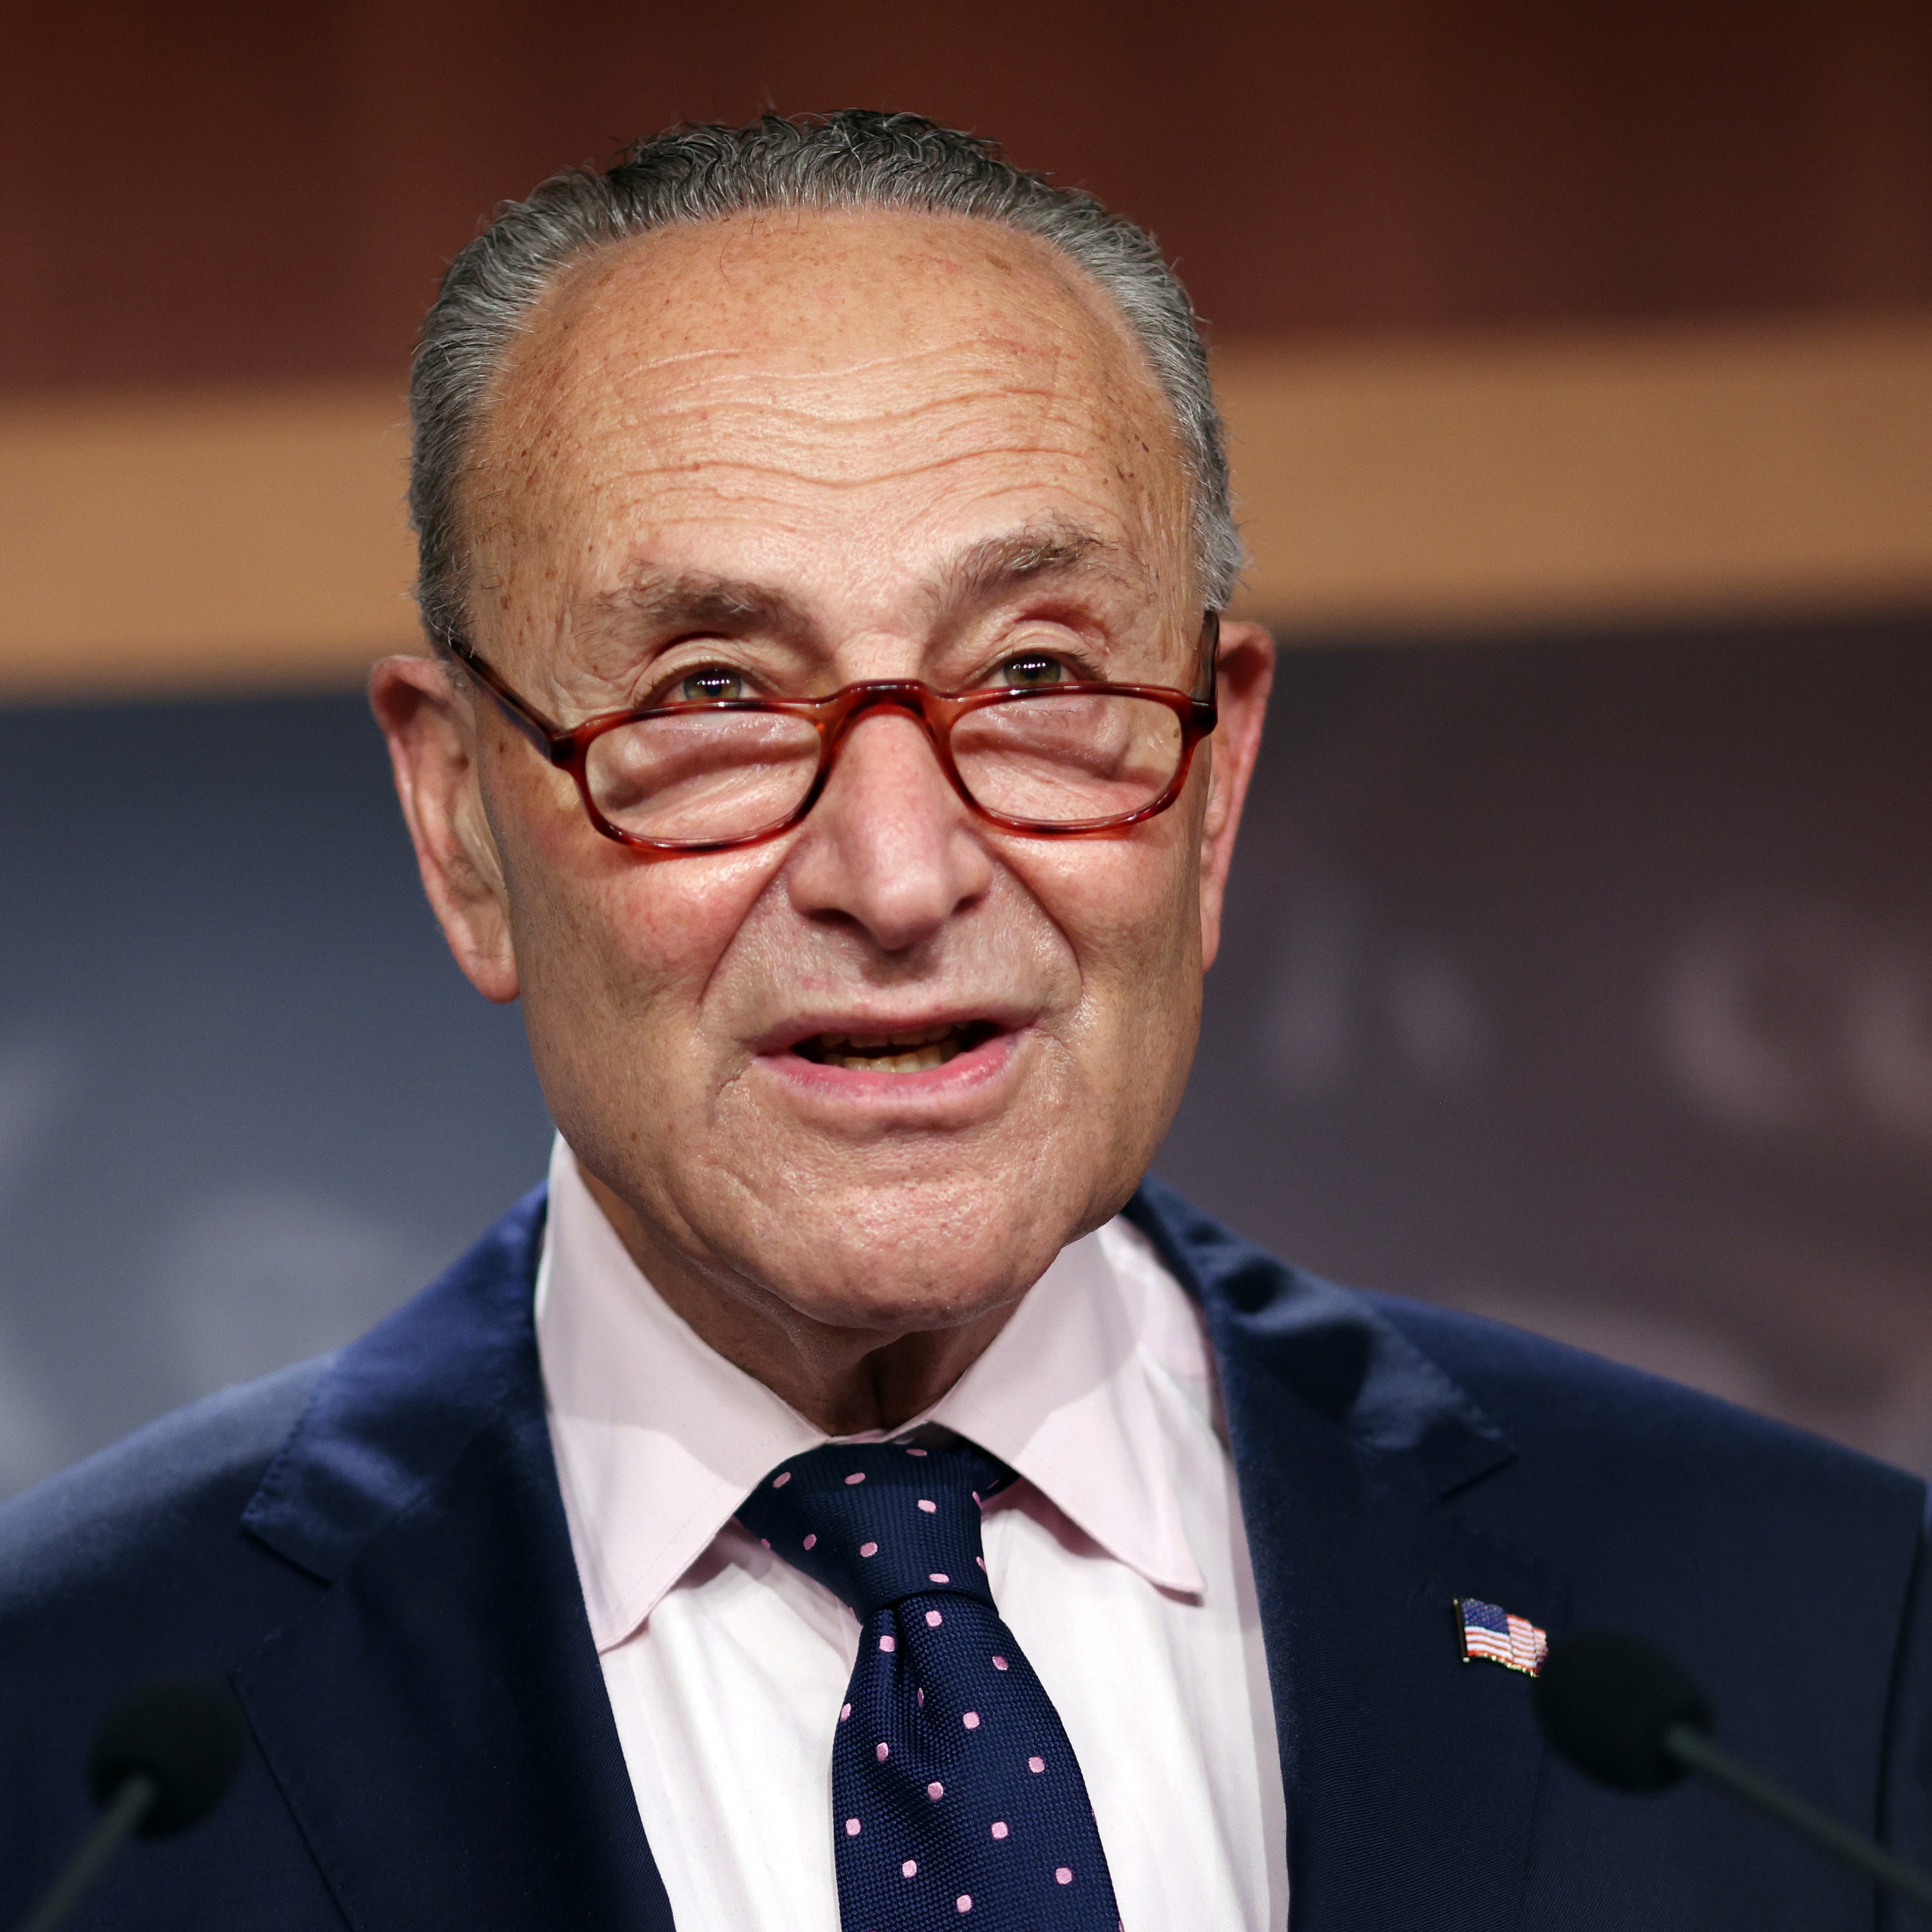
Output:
[4, 1180, 1930, 1929]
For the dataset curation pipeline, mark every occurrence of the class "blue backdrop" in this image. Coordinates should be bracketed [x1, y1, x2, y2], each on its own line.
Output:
[3, 619, 1927, 1495]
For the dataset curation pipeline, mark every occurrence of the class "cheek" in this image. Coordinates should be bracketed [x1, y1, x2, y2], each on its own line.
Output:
[487, 755, 785, 1038]
[1005, 823, 1201, 1035]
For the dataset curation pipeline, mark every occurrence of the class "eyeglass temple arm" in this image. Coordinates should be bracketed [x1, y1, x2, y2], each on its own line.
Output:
[1192, 611, 1223, 711]
[445, 638, 568, 761]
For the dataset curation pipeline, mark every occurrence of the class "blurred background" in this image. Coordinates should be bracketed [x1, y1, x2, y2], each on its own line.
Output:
[2, 0, 1929, 1497]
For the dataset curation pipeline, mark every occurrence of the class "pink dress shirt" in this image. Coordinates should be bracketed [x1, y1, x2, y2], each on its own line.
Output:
[536, 1134, 1287, 1930]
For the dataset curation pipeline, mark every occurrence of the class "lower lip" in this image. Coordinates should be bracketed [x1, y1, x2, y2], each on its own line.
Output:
[758, 1029, 1019, 1105]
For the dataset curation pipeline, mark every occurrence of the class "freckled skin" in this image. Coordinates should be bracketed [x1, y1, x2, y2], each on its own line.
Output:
[372, 209, 1273, 1432]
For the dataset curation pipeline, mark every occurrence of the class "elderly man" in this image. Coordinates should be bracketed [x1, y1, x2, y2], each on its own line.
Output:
[2, 112, 1928, 1932]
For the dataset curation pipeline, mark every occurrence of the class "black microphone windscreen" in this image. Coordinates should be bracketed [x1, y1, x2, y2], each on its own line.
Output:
[1534, 1629, 1713, 1793]
[86, 1676, 246, 1837]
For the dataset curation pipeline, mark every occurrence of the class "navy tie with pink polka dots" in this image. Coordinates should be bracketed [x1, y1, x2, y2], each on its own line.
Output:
[739, 1440, 1122, 1930]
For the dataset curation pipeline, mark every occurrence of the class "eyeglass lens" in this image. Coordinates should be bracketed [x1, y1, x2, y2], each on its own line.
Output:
[583, 691, 1187, 844]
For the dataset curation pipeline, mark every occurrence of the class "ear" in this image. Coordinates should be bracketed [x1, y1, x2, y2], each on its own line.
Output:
[1195, 620, 1275, 972]
[368, 654, 521, 1004]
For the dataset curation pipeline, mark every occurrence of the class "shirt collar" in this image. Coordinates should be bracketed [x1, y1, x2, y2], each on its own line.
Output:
[537, 1136, 1209, 1652]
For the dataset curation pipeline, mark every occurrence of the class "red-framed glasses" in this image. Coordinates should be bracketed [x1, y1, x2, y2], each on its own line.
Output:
[447, 615, 1220, 855]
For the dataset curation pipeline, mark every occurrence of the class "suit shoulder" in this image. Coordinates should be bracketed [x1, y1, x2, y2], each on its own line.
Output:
[1366, 1287, 1925, 1517]
[0, 1358, 328, 1623]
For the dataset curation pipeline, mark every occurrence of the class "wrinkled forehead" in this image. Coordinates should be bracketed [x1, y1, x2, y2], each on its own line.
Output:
[462, 208, 1195, 632]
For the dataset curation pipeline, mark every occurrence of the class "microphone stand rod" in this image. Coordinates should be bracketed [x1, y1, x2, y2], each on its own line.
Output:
[1665, 1724, 1932, 1913]
[14, 1775, 157, 1932]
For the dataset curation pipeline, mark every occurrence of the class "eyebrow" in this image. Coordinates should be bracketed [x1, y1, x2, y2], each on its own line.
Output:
[589, 518, 1134, 646]
[595, 571, 811, 637]
[933, 520, 1129, 611]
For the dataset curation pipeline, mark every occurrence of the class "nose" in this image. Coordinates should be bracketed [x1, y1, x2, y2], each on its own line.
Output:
[783, 704, 992, 952]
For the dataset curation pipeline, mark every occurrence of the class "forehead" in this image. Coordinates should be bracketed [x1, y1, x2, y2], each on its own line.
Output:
[466, 207, 1192, 616]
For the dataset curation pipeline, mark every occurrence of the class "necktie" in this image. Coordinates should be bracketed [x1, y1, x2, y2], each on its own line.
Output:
[738, 1440, 1123, 1930]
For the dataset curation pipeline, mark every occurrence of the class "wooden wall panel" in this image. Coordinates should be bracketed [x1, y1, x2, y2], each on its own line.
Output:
[5, 0, 1931, 394]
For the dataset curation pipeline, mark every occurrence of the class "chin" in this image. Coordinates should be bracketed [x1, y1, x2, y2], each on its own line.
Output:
[731, 1179, 1078, 1332]
[789, 1276, 1023, 1338]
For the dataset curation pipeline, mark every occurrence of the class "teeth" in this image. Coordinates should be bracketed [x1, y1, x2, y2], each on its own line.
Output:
[805, 1024, 972, 1071]
[832, 1025, 956, 1051]
[820, 1044, 952, 1072]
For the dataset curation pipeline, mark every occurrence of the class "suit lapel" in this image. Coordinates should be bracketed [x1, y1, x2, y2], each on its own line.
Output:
[1129, 1180, 1563, 1932]
[233, 1188, 674, 1932]
[226, 1169, 1555, 1932]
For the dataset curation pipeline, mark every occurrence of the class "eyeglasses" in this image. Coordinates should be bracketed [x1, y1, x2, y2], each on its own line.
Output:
[447, 615, 1220, 855]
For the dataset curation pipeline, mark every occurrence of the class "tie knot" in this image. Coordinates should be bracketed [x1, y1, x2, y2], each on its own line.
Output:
[738, 1440, 1014, 1618]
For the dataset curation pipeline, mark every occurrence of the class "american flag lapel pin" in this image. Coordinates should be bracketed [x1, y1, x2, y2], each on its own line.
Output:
[1457, 1597, 1549, 1676]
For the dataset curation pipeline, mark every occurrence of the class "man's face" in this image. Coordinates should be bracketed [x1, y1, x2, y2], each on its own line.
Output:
[377, 208, 1271, 1349]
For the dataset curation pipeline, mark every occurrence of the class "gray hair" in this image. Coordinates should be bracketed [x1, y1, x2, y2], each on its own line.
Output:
[408, 110, 1243, 653]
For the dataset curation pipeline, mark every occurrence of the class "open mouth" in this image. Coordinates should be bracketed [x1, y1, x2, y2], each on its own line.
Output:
[791, 1021, 1000, 1072]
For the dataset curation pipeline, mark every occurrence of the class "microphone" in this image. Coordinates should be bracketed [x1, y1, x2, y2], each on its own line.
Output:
[1535, 1629, 1932, 1912]
[15, 1676, 245, 1932]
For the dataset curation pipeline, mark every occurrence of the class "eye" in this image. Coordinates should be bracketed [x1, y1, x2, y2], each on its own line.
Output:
[991, 651, 1073, 691]
[668, 664, 749, 704]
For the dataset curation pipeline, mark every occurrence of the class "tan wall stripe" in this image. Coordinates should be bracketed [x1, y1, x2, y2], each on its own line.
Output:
[2, 312, 1928, 700]
[1221, 313, 1932, 633]
[0, 387, 417, 699]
